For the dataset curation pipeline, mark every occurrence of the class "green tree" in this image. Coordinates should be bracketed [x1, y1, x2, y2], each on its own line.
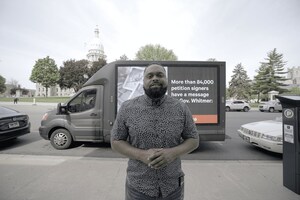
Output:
[30, 56, 59, 97]
[0, 75, 6, 93]
[88, 58, 107, 78]
[252, 48, 288, 101]
[10, 87, 17, 96]
[9, 80, 20, 96]
[58, 59, 89, 92]
[252, 65, 266, 102]
[135, 44, 178, 61]
[228, 63, 251, 100]
[285, 86, 300, 95]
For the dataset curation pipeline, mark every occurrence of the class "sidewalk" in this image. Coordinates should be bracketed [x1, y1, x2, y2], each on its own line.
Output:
[0, 154, 298, 200]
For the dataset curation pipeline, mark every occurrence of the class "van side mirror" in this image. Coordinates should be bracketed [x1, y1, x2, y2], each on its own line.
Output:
[56, 103, 68, 114]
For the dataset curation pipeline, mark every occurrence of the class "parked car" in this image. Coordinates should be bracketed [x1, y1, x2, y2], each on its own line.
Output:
[0, 106, 31, 142]
[237, 117, 282, 153]
[225, 100, 251, 112]
[259, 100, 282, 112]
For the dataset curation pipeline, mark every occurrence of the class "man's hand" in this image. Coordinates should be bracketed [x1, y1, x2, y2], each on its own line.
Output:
[147, 148, 177, 169]
[139, 148, 163, 165]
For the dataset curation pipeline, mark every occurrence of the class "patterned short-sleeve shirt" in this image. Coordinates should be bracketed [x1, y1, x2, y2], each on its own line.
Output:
[111, 94, 198, 198]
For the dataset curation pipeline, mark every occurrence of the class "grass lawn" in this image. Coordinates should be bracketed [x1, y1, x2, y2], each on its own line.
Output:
[0, 97, 69, 103]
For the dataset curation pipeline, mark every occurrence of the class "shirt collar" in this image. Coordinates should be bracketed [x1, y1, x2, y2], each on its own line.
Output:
[143, 94, 167, 106]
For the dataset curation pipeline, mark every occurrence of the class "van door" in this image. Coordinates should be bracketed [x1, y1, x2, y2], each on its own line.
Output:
[66, 86, 104, 142]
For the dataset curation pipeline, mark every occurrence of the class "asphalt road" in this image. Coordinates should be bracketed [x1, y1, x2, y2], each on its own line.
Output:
[0, 102, 283, 160]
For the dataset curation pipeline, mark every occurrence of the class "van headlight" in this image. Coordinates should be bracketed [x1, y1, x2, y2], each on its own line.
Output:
[41, 113, 48, 121]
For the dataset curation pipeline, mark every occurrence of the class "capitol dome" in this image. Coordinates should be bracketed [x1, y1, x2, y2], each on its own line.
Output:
[86, 26, 104, 62]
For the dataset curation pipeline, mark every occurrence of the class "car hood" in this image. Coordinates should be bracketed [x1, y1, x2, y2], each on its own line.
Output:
[241, 120, 282, 136]
[0, 112, 25, 118]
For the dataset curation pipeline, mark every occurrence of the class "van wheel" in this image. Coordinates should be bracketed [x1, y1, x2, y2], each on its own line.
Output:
[243, 107, 249, 112]
[225, 107, 230, 112]
[269, 107, 275, 112]
[50, 129, 73, 150]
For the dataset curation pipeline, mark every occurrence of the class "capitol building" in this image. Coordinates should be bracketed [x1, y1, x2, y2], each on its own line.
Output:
[35, 26, 104, 97]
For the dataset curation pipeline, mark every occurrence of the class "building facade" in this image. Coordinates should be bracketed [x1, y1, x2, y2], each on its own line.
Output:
[35, 26, 105, 97]
[286, 66, 300, 85]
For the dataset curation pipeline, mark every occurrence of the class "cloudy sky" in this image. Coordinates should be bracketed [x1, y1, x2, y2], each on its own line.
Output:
[0, 0, 299, 89]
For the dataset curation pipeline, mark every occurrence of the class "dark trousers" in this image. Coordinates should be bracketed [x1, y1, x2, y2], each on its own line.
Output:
[125, 181, 184, 200]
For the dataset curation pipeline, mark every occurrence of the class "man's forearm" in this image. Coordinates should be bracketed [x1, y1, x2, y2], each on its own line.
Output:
[111, 140, 143, 160]
[172, 137, 199, 157]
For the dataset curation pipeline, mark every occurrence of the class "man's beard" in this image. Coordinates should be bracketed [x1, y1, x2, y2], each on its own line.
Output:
[144, 86, 167, 99]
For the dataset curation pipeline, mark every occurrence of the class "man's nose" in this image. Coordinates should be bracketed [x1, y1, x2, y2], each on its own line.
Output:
[152, 76, 159, 82]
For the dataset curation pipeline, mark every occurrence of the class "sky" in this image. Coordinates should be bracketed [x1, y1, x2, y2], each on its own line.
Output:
[0, 0, 299, 90]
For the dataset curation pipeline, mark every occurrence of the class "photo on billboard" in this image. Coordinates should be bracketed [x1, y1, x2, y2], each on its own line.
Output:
[117, 66, 144, 108]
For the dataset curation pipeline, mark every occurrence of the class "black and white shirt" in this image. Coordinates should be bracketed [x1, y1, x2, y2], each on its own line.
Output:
[111, 94, 198, 198]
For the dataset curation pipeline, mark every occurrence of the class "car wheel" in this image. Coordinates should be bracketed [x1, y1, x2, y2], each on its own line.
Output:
[269, 107, 275, 112]
[50, 129, 73, 150]
[225, 107, 230, 112]
[243, 107, 249, 112]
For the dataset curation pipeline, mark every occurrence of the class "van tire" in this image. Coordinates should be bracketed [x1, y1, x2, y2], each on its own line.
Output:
[50, 129, 73, 150]
[269, 107, 275, 112]
[225, 107, 230, 112]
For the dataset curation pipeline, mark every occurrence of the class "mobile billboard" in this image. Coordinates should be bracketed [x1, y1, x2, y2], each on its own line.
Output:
[116, 61, 225, 141]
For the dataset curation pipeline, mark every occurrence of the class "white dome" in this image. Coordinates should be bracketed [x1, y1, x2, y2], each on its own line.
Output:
[86, 26, 104, 62]
[87, 27, 104, 51]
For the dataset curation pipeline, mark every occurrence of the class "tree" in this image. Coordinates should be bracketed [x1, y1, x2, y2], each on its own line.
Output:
[0, 75, 6, 93]
[8, 78, 19, 88]
[30, 56, 59, 97]
[135, 44, 178, 61]
[252, 65, 267, 102]
[117, 54, 129, 61]
[252, 48, 289, 101]
[88, 58, 107, 78]
[228, 63, 251, 100]
[8, 79, 20, 96]
[284, 86, 300, 95]
[58, 59, 89, 92]
[207, 58, 217, 61]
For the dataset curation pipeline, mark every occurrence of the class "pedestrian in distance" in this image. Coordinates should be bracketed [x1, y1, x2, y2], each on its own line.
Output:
[13, 98, 19, 104]
[111, 63, 199, 200]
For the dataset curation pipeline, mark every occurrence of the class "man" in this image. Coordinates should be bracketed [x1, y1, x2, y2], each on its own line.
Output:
[111, 63, 199, 200]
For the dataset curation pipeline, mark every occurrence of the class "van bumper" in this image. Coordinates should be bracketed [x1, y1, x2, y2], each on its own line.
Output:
[39, 126, 50, 140]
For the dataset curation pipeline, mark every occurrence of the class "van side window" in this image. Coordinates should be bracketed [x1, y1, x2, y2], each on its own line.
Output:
[68, 89, 97, 113]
